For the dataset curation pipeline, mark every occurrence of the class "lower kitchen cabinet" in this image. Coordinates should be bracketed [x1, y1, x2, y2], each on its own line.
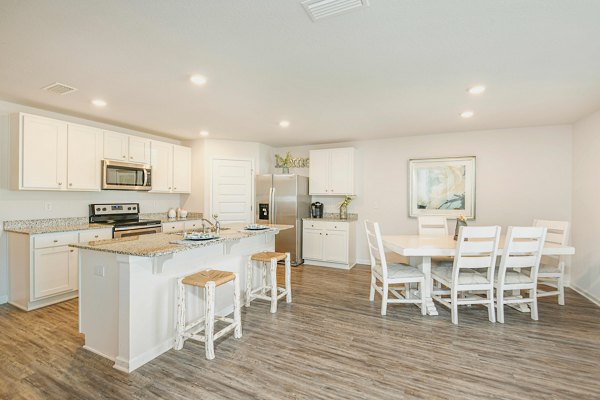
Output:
[8, 228, 110, 311]
[302, 219, 356, 269]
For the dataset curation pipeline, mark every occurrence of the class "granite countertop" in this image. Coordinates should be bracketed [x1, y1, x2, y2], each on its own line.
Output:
[71, 223, 292, 257]
[4, 212, 204, 235]
[303, 213, 358, 222]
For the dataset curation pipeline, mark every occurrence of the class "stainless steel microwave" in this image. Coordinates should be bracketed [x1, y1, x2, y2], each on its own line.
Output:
[102, 160, 152, 191]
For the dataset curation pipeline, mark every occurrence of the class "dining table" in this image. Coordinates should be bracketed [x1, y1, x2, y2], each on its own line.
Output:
[381, 234, 576, 316]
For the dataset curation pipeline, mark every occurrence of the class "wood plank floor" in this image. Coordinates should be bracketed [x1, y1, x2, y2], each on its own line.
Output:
[1, 264, 599, 400]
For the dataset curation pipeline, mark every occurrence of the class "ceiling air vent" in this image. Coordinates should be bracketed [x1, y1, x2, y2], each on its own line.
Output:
[301, 0, 369, 21]
[42, 82, 78, 95]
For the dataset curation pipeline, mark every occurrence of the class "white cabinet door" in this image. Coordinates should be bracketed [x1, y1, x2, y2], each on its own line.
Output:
[322, 230, 348, 263]
[103, 131, 128, 161]
[21, 114, 67, 190]
[302, 228, 323, 260]
[150, 141, 173, 192]
[329, 148, 354, 195]
[33, 245, 77, 299]
[128, 136, 151, 164]
[163, 221, 185, 232]
[172, 145, 191, 193]
[309, 149, 330, 195]
[67, 124, 102, 191]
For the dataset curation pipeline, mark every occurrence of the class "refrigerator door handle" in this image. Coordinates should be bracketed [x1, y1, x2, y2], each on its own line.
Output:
[271, 187, 276, 224]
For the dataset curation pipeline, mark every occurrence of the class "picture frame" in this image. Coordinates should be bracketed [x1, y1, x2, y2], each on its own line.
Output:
[408, 156, 476, 219]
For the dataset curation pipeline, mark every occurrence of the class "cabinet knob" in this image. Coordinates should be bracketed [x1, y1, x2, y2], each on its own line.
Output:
[94, 235, 99, 238]
[130, 156, 133, 159]
[53, 240, 58, 243]
[174, 187, 177, 190]
[70, 249, 75, 253]
[122, 155, 126, 159]
[168, 187, 171, 190]
[58, 182, 62, 186]
[69, 183, 72, 187]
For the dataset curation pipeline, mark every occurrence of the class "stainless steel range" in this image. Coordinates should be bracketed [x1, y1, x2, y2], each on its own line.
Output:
[89, 203, 162, 238]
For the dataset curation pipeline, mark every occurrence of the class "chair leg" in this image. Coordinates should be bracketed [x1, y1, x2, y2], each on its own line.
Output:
[488, 289, 496, 323]
[530, 288, 539, 321]
[451, 288, 458, 325]
[369, 273, 375, 301]
[496, 289, 504, 324]
[174, 278, 186, 350]
[233, 274, 242, 338]
[558, 275, 565, 306]
[420, 281, 426, 316]
[381, 282, 389, 316]
[204, 282, 216, 360]
[285, 252, 292, 303]
[261, 261, 268, 296]
[270, 258, 278, 313]
[405, 283, 411, 299]
[245, 258, 253, 307]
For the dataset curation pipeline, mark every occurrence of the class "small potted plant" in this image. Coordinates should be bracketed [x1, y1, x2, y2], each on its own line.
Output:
[275, 152, 294, 174]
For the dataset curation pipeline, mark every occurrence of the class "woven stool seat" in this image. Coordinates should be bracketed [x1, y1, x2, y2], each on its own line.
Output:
[250, 251, 287, 262]
[182, 270, 235, 288]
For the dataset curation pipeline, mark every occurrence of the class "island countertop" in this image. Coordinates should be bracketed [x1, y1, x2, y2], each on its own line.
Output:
[70, 224, 292, 257]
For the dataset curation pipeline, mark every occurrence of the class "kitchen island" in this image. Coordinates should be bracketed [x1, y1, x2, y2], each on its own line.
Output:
[71, 224, 290, 373]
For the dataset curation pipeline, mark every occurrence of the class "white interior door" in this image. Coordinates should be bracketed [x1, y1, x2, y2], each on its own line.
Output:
[211, 159, 253, 224]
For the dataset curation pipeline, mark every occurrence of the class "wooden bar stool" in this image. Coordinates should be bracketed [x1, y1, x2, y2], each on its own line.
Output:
[245, 251, 291, 313]
[174, 269, 242, 360]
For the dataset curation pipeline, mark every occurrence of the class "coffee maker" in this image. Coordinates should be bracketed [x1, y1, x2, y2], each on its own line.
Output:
[310, 202, 324, 218]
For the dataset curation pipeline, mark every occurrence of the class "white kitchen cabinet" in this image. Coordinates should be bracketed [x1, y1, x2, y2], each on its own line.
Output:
[34, 245, 78, 299]
[184, 220, 204, 231]
[162, 221, 185, 232]
[103, 130, 129, 161]
[8, 229, 95, 311]
[128, 136, 151, 164]
[12, 113, 101, 191]
[172, 145, 192, 193]
[18, 114, 68, 190]
[150, 142, 191, 194]
[309, 147, 355, 195]
[302, 219, 356, 269]
[79, 228, 113, 243]
[67, 123, 102, 191]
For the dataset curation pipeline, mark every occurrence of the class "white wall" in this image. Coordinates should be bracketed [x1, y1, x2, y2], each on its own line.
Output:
[571, 109, 600, 305]
[0, 100, 183, 303]
[276, 125, 573, 266]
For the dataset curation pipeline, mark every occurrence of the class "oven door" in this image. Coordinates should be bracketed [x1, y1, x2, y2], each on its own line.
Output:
[102, 160, 152, 191]
[114, 226, 162, 238]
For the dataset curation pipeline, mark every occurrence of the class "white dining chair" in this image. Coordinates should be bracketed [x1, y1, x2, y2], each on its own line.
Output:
[533, 219, 569, 305]
[432, 225, 501, 325]
[417, 216, 448, 236]
[365, 220, 426, 316]
[495, 226, 547, 323]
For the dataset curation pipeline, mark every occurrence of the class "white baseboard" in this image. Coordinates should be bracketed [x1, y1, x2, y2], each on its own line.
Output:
[569, 283, 600, 307]
[356, 258, 370, 266]
[0, 295, 7, 304]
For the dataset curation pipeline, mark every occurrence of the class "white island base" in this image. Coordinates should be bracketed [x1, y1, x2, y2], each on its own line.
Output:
[78, 231, 277, 373]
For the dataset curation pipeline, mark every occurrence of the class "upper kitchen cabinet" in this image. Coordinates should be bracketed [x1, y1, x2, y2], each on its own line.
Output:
[150, 141, 191, 193]
[103, 131, 151, 164]
[67, 124, 102, 191]
[11, 113, 101, 191]
[309, 147, 355, 195]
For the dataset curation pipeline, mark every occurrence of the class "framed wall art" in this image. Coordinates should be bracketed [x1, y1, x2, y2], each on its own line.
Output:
[408, 156, 476, 219]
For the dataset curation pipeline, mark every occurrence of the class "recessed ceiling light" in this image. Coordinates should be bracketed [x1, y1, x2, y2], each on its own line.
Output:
[190, 75, 207, 86]
[467, 85, 486, 95]
[460, 110, 474, 119]
[279, 120, 290, 128]
[199, 130, 209, 137]
[91, 99, 107, 107]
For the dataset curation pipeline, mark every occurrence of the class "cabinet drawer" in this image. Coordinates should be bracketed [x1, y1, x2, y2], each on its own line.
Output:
[303, 220, 349, 231]
[184, 220, 202, 231]
[163, 221, 185, 232]
[34, 232, 79, 249]
[79, 228, 113, 243]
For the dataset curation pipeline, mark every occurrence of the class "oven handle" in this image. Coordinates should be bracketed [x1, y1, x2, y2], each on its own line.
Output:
[114, 226, 161, 238]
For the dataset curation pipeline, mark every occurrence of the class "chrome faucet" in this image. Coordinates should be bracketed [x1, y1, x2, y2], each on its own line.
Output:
[213, 214, 221, 234]
[201, 218, 214, 233]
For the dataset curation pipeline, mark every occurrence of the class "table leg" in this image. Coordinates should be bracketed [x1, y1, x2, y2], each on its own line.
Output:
[418, 256, 438, 316]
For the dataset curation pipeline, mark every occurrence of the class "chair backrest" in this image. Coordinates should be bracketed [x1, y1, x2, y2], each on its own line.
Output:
[453, 226, 501, 285]
[364, 220, 389, 280]
[417, 216, 448, 236]
[533, 219, 569, 268]
[497, 226, 547, 285]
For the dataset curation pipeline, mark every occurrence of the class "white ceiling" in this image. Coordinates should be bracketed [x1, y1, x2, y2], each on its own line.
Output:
[1, 0, 600, 146]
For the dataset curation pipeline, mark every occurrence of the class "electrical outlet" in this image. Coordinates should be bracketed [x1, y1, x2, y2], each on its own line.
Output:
[44, 202, 53, 212]
[94, 266, 105, 277]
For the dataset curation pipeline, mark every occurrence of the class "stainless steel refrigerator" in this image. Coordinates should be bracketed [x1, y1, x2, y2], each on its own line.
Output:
[256, 174, 310, 265]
